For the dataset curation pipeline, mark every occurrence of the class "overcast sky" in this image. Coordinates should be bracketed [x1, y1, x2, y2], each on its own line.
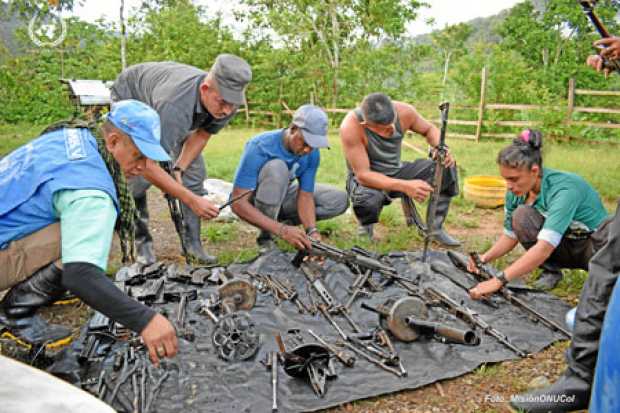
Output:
[69, 0, 524, 36]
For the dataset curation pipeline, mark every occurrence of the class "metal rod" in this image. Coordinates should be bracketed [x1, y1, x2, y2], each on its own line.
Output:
[318, 304, 348, 341]
[307, 329, 356, 367]
[219, 190, 253, 211]
[144, 371, 170, 413]
[339, 341, 405, 377]
[271, 351, 278, 412]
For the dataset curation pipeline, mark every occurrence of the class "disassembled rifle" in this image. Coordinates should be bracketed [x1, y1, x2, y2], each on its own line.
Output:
[422, 102, 450, 263]
[468, 252, 571, 338]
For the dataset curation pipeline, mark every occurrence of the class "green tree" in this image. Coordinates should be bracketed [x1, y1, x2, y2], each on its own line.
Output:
[128, 0, 240, 70]
[431, 22, 472, 88]
[5, 0, 75, 13]
[495, 0, 620, 95]
[239, 0, 427, 107]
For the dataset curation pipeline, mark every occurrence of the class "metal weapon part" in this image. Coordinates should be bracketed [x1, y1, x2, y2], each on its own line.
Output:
[307, 329, 356, 367]
[424, 285, 528, 357]
[431, 260, 499, 308]
[579, 0, 620, 72]
[361, 297, 479, 345]
[160, 161, 192, 264]
[199, 279, 260, 361]
[219, 189, 253, 211]
[278, 337, 333, 398]
[469, 252, 571, 338]
[422, 101, 450, 263]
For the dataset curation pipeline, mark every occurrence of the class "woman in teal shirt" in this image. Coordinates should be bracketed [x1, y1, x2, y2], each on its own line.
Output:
[469, 130, 610, 299]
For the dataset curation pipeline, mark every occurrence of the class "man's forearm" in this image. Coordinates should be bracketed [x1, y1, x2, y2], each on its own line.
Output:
[232, 197, 282, 235]
[297, 191, 316, 229]
[424, 126, 441, 148]
[61, 262, 156, 334]
[355, 169, 411, 194]
[175, 130, 210, 171]
[504, 240, 555, 281]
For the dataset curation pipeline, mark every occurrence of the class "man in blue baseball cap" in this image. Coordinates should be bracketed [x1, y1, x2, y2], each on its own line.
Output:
[0, 100, 178, 367]
[231, 104, 348, 251]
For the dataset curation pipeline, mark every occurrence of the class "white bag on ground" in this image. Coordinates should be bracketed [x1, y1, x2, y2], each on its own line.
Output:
[0, 354, 115, 413]
[203, 178, 238, 222]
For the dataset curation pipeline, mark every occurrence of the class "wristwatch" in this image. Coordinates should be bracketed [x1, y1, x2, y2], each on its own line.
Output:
[494, 271, 509, 287]
[305, 226, 319, 236]
[173, 165, 185, 175]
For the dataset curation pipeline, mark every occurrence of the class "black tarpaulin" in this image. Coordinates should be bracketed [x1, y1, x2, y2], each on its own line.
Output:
[59, 249, 572, 413]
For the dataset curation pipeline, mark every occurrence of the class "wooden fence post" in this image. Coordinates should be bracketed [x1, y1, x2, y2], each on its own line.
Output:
[475, 66, 488, 142]
[567, 77, 575, 122]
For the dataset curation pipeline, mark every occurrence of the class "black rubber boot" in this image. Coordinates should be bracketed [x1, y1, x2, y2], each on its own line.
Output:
[432, 195, 461, 247]
[509, 370, 591, 412]
[0, 312, 71, 346]
[134, 194, 156, 266]
[357, 224, 375, 239]
[181, 203, 217, 265]
[256, 236, 277, 254]
[534, 269, 563, 290]
[2, 263, 66, 318]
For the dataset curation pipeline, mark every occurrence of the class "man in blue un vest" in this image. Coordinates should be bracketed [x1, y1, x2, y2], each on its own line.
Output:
[0, 100, 178, 366]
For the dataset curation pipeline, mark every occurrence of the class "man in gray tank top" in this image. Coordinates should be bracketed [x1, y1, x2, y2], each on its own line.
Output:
[340, 93, 460, 246]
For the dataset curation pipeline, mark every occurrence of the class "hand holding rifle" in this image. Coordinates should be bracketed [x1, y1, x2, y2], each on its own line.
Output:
[430, 146, 456, 169]
[580, 0, 620, 76]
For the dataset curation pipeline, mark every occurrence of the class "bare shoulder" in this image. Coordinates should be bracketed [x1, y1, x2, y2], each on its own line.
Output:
[339, 110, 363, 143]
[393, 101, 421, 131]
[393, 101, 420, 120]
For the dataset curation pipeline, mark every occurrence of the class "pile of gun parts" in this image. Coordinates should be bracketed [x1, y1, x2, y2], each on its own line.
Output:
[77, 240, 569, 412]
[251, 241, 569, 410]
[78, 261, 262, 412]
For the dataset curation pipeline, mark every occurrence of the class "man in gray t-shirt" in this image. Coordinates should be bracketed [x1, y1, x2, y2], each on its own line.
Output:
[111, 55, 252, 264]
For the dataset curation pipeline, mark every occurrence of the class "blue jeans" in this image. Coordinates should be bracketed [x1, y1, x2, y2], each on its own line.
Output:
[589, 279, 620, 412]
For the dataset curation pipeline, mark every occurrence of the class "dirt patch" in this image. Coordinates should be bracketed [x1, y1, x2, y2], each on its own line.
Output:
[326, 343, 573, 413]
[449, 207, 504, 240]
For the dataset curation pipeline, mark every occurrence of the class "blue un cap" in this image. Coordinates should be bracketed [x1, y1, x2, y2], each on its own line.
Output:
[292, 104, 329, 148]
[107, 100, 170, 162]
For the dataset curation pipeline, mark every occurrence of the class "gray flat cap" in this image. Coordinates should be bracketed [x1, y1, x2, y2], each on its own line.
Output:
[210, 54, 252, 106]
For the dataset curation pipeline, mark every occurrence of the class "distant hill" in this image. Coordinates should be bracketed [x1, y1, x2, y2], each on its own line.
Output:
[410, 7, 512, 46]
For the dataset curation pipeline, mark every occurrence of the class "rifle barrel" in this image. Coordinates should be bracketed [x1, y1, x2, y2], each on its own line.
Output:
[469, 253, 571, 338]
[423, 102, 450, 262]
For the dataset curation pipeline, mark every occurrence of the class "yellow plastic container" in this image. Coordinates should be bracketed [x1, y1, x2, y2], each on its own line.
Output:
[463, 176, 507, 209]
